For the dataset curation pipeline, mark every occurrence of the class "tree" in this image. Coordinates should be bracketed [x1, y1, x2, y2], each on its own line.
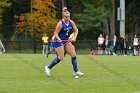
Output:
[65, 0, 113, 40]
[126, 0, 140, 37]
[92, 0, 114, 39]
[15, 0, 58, 39]
[0, 0, 11, 25]
[73, 3, 110, 40]
[0, 0, 11, 38]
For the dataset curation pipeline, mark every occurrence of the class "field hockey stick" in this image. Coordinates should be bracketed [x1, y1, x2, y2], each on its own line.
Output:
[50, 40, 73, 42]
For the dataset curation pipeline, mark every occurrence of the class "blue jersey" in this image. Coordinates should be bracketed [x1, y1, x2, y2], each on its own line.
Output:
[52, 19, 73, 48]
[58, 19, 72, 40]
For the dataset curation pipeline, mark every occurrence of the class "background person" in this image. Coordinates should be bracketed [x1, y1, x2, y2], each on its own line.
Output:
[133, 35, 139, 56]
[46, 35, 55, 58]
[112, 35, 118, 55]
[124, 37, 129, 56]
[42, 33, 49, 55]
[97, 34, 104, 55]
[119, 37, 124, 55]
[105, 35, 109, 55]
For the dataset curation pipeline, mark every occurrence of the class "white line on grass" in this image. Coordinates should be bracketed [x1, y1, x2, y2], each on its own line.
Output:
[133, 91, 140, 93]
[0, 59, 30, 61]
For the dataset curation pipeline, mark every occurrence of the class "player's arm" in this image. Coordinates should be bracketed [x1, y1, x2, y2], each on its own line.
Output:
[70, 20, 78, 42]
[54, 21, 62, 41]
[51, 35, 55, 40]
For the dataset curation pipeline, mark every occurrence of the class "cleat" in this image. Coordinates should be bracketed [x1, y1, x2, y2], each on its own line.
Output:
[73, 71, 84, 77]
[45, 66, 50, 77]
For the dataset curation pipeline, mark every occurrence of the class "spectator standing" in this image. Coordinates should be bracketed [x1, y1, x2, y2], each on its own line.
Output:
[119, 37, 124, 55]
[112, 35, 118, 55]
[97, 34, 104, 55]
[42, 33, 49, 55]
[105, 35, 109, 55]
[133, 35, 139, 56]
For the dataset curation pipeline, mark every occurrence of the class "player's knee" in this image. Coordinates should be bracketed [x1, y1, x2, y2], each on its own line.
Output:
[69, 52, 76, 57]
[58, 56, 64, 61]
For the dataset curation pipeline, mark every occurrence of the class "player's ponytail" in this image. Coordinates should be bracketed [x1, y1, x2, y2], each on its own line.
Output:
[62, 7, 67, 12]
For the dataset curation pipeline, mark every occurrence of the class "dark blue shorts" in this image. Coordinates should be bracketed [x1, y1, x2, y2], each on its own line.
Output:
[51, 42, 67, 48]
[51, 37, 69, 48]
[49, 43, 54, 48]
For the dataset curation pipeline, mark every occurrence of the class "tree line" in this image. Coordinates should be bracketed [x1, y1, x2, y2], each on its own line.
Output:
[0, 0, 140, 41]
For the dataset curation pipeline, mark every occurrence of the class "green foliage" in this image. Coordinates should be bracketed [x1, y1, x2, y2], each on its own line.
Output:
[73, 3, 110, 34]
[15, 0, 58, 40]
[66, 0, 113, 40]
[0, 0, 11, 26]
[126, 0, 140, 36]
[0, 0, 11, 40]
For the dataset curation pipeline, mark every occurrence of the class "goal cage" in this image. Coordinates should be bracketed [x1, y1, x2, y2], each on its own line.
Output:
[0, 40, 5, 54]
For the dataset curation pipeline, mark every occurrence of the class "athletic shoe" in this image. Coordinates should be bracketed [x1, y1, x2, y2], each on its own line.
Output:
[124, 54, 127, 56]
[73, 71, 84, 76]
[113, 53, 117, 56]
[45, 66, 50, 77]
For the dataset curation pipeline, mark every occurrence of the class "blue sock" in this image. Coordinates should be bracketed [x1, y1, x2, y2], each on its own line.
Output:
[47, 50, 51, 55]
[48, 57, 60, 69]
[71, 57, 78, 72]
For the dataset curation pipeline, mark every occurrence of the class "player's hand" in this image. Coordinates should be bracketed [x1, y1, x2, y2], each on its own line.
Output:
[71, 39, 76, 42]
[58, 39, 62, 42]
[71, 37, 76, 42]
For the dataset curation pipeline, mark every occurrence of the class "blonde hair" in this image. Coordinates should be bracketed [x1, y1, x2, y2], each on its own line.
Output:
[62, 11, 70, 18]
[63, 7, 67, 12]
[62, 7, 70, 16]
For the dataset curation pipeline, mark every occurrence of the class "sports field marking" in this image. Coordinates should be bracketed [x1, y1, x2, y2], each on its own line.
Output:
[0, 59, 30, 61]
[133, 91, 140, 93]
[88, 55, 138, 86]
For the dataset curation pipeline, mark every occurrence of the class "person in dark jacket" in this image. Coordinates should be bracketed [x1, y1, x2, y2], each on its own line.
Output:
[119, 37, 124, 55]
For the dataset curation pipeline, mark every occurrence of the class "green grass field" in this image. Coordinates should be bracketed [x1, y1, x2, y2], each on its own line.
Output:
[0, 54, 140, 93]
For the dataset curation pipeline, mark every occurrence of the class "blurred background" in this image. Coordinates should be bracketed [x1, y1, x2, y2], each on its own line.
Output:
[0, 0, 139, 54]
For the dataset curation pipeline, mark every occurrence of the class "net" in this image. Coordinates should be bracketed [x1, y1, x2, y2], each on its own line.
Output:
[0, 40, 5, 54]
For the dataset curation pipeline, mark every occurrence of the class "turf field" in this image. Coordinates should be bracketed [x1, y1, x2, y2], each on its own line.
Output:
[0, 54, 140, 93]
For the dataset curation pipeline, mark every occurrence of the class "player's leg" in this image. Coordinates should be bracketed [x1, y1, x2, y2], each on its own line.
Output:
[43, 45, 45, 55]
[134, 46, 136, 55]
[45, 46, 65, 76]
[65, 42, 84, 76]
[134, 46, 138, 56]
[101, 45, 103, 55]
[105, 47, 109, 55]
[46, 48, 53, 57]
[46, 43, 53, 57]
[98, 45, 101, 55]
[47, 46, 64, 69]
[45, 45, 48, 55]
